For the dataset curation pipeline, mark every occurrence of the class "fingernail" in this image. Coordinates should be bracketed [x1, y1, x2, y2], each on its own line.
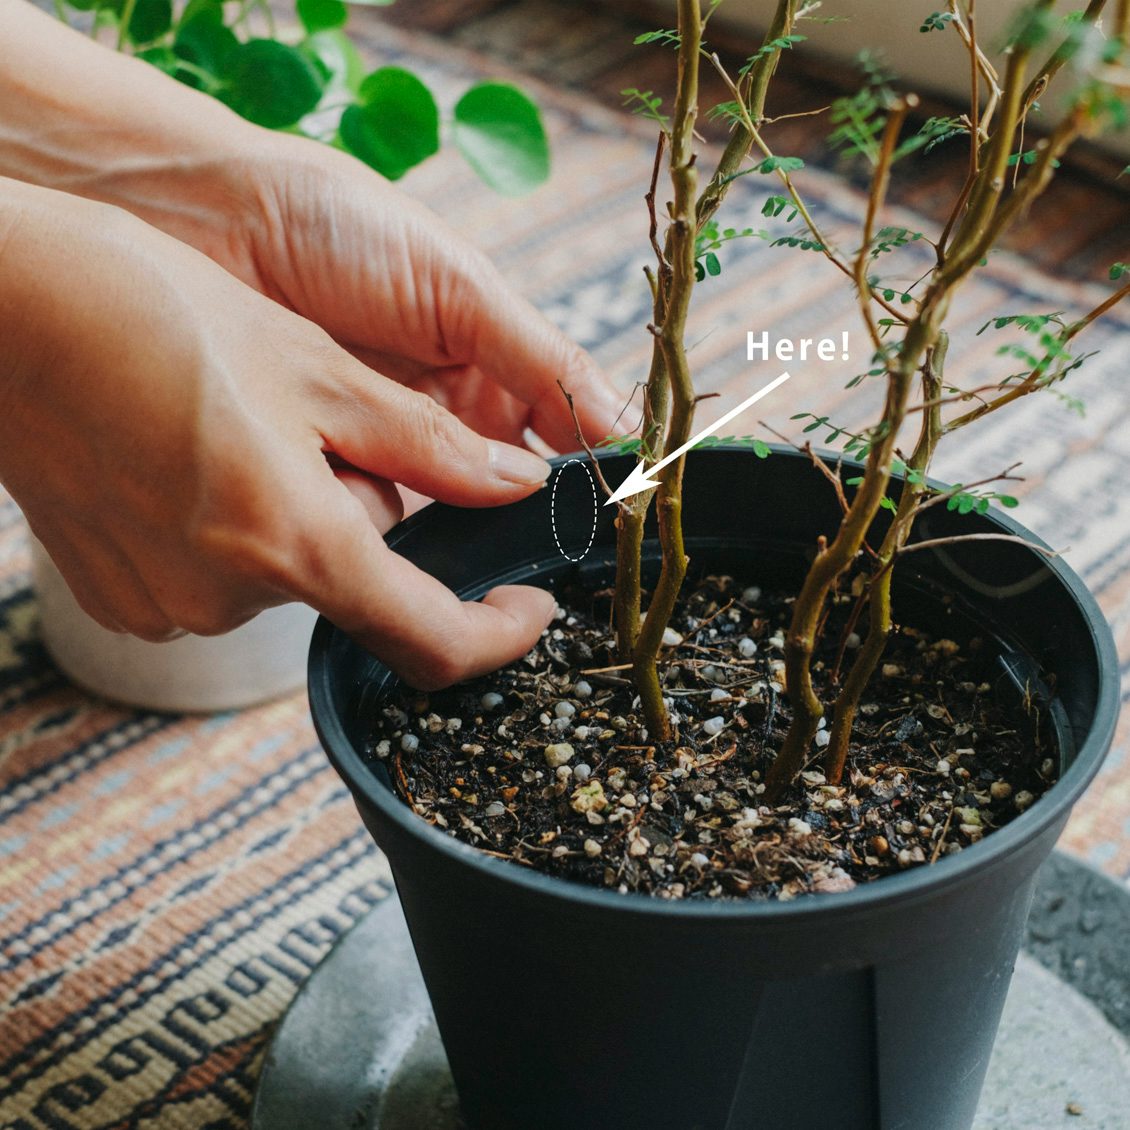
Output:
[489, 442, 552, 486]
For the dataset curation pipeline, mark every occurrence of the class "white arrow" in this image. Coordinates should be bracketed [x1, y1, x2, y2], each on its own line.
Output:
[605, 371, 792, 505]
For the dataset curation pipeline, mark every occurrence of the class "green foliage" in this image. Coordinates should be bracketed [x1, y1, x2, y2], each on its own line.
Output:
[1006, 149, 1061, 168]
[297, 0, 348, 34]
[1111, 262, 1129, 280]
[902, 115, 968, 157]
[51, 0, 548, 193]
[339, 67, 439, 180]
[633, 28, 681, 48]
[976, 312, 1064, 335]
[598, 433, 772, 458]
[761, 195, 797, 221]
[756, 155, 805, 174]
[223, 40, 327, 129]
[771, 233, 825, 252]
[945, 488, 1019, 515]
[693, 435, 773, 457]
[128, 0, 173, 45]
[739, 34, 806, 77]
[621, 88, 670, 128]
[452, 84, 550, 197]
[868, 226, 923, 258]
[920, 12, 954, 33]
[706, 100, 744, 126]
[826, 51, 895, 165]
[790, 413, 871, 457]
[694, 221, 762, 281]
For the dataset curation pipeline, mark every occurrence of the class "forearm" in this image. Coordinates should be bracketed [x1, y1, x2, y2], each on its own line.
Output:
[0, 0, 271, 259]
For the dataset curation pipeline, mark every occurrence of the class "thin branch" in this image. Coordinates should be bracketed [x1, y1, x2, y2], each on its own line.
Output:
[557, 380, 617, 501]
[896, 532, 1058, 559]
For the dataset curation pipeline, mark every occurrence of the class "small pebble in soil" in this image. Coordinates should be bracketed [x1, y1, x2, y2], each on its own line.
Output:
[845, 632, 861, 649]
[544, 743, 575, 768]
[742, 586, 761, 603]
[378, 574, 1059, 904]
[662, 627, 683, 647]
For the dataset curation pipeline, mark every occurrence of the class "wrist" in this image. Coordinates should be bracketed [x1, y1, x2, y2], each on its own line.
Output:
[0, 0, 274, 261]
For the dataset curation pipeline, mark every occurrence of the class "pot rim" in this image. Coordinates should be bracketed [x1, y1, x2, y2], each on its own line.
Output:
[309, 446, 1120, 923]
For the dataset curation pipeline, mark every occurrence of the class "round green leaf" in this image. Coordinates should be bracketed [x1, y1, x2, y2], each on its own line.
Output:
[302, 28, 365, 96]
[297, 0, 348, 34]
[174, 5, 237, 76]
[128, 0, 173, 45]
[339, 67, 439, 180]
[452, 82, 549, 196]
[222, 40, 327, 129]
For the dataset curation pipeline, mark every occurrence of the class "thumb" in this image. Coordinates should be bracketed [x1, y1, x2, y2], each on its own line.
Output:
[322, 359, 551, 506]
[305, 483, 555, 689]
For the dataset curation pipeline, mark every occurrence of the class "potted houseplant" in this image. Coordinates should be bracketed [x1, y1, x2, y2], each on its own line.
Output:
[309, 2, 1126, 1127]
[36, 0, 549, 710]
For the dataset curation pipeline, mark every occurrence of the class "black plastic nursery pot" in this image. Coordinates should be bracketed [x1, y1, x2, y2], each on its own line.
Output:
[308, 447, 1119, 1130]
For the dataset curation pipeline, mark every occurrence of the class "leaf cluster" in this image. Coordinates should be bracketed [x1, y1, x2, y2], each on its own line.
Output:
[52, 0, 549, 194]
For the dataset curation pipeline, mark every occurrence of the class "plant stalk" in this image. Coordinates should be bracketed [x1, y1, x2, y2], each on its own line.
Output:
[823, 332, 947, 783]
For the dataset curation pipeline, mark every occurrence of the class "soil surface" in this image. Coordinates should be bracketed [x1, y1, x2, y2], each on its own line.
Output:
[368, 575, 1057, 901]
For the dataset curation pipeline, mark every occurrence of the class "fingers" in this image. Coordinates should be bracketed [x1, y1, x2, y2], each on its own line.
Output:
[333, 467, 404, 533]
[321, 363, 552, 507]
[440, 274, 627, 452]
[304, 495, 554, 690]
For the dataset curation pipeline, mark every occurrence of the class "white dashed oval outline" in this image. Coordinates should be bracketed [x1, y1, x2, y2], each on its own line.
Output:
[550, 459, 598, 563]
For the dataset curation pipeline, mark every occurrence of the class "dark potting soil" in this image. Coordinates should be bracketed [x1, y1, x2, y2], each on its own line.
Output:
[368, 575, 1057, 901]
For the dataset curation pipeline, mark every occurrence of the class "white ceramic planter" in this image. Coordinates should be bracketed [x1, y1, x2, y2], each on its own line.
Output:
[30, 537, 318, 713]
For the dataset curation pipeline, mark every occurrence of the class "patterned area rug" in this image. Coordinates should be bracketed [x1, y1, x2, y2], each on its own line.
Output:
[2, 6, 1129, 1128]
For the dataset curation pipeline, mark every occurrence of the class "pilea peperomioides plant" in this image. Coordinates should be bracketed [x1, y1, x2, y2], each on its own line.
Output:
[51, 0, 550, 194]
[607, 0, 1130, 799]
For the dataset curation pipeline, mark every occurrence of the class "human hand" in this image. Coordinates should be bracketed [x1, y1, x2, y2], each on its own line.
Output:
[0, 179, 562, 688]
[124, 132, 625, 457]
[0, 1, 624, 458]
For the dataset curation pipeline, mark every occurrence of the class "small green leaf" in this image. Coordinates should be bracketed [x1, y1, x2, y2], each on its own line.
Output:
[339, 67, 439, 180]
[1110, 262, 1128, 280]
[704, 251, 721, 276]
[223, 40, 327, 129]
[174, 4, 237, 77]
[757, 155, 805, 174]
[453, 82, 549, 196]
[128, 0, 172, 44]
[298, 0, 348, 33]
[634, 28, 680, 47]
[752, 439, 771, 459]
[998, 495, 1020, 508]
